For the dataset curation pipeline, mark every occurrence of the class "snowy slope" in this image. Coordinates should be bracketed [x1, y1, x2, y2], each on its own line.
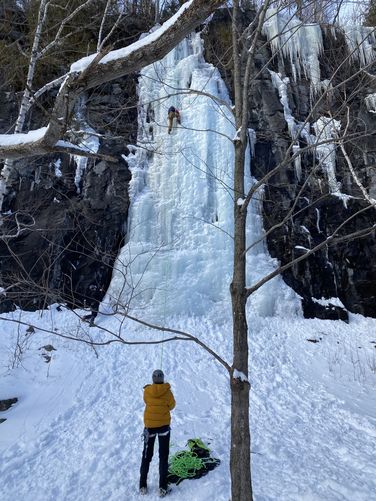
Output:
[1, 307, 375, 501]
[1, 33, 376, 501]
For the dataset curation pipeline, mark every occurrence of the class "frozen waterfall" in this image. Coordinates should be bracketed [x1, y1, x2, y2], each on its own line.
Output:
[106, 33, 297, 319]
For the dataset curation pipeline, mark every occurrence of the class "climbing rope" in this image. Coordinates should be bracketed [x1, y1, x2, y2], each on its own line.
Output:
[167, 438, 221, 485]
[168, 450, 204, 479]
[159, 248, 169, 369]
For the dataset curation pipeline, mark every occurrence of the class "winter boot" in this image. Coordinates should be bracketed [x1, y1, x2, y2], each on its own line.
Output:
[159, 487, 171, 497]
[139, 486, 147, 495]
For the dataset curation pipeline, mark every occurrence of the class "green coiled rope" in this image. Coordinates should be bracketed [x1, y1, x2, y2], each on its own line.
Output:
[168, 450, 204, 479]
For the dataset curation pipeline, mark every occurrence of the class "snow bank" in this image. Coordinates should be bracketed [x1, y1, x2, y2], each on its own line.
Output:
[1, 305, 376, 500]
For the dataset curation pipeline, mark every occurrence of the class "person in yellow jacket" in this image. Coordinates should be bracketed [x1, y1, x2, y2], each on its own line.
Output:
[139, 369, 175, 498]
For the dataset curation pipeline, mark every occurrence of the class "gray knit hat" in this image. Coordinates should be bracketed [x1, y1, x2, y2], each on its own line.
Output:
[152, 369, 164, 384]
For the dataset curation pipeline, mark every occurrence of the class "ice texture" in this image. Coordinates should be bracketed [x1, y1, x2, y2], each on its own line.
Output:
[106, 33, 297, 319]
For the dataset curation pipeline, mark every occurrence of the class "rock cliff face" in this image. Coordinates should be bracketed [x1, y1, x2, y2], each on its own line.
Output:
[0, 66, 138, 312]
[1, 9, 376, 317]
[0, 5, 152, 311]
[0, 128, 132, 311]
[204, 9, 376, 318]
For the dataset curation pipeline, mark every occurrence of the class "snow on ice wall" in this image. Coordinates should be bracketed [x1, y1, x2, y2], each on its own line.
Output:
[106, 33, 297, 319]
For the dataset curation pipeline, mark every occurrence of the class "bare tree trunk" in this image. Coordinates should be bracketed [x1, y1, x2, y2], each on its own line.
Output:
[229, 2, 252, 499]
[0, 0, 49, 210]
[155, 0, 160, 24]
[230, 372, 252, 501]
[15, 0, 48, 134]
[230, 137, 252, 500]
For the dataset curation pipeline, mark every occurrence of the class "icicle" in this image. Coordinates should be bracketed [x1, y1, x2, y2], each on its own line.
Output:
[293, 144, 302, 181]
[315, 208, 321, 233]
[72, 97, 100, 194]
[269, 70, 307, 181]
[262, 8, 324, 89]
[248, 129, 256, 157]
[313, 117, 341, 194]
[54, 159, 62, 178]
[343, 26, 376, 67]
[269, 71, 296, 136]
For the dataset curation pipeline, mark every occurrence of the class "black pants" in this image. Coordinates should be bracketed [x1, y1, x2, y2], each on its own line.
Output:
[139, 425, 170, 490]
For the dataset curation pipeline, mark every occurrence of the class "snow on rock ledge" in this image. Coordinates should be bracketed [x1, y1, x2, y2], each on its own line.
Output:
[365, 93, 376, 113]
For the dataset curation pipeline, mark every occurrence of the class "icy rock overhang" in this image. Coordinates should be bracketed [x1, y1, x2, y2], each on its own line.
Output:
[268, 70, 351, 204]
[262, 8, 324, 88]
[343, 26, 376, 67]
[262, 9, 376, 91]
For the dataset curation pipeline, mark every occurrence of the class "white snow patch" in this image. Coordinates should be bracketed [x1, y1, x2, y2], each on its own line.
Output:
[233, 369, 249, 382]
[233, 127, 241, 141]
[365, 93, 376, 114]
[314, 297, 346, 308]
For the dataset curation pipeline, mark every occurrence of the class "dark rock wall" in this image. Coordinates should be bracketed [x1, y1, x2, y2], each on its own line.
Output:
[0, 4, 157, 311]
[205, 9, 376, 318]
[0, 29, 143, 310]
[0, 145, 131, 310]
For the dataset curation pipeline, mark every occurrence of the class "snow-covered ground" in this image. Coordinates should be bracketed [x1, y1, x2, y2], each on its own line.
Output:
[1, 33, 376, 501]
[0, 307, 375, 501]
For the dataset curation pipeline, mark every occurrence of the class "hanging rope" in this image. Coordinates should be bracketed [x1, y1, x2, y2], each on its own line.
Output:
[159, 247, 169, 369]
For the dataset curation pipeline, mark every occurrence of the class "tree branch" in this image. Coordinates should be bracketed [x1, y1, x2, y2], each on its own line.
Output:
[0, 0, 224, 161]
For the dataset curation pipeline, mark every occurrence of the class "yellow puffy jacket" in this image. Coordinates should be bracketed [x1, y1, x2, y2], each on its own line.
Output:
[143, 382, 175, 428]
